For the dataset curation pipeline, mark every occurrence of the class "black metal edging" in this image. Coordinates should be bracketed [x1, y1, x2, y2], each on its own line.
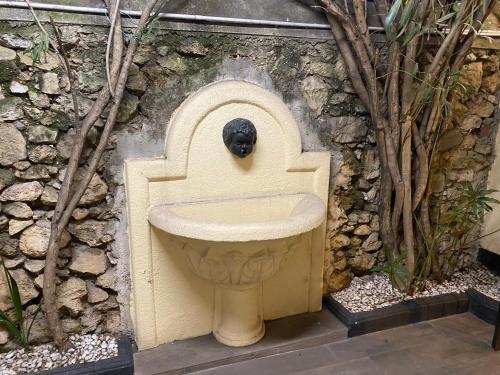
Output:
[324, 292, 469, 337]
[326, 288, 500, 350]
[467, 289, 500, 325]
[33, 336, 134, 375]
[467, 289, 500, 351]
[493, 308, 500, 351]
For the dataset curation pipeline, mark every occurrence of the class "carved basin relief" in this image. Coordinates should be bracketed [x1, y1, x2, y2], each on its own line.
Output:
[149, 193, 324, 286]
[125, 81, 331, 349]
[180, 237, 301, 286]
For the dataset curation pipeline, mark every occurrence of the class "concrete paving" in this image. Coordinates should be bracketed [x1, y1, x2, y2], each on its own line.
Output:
[134, 310, 347, 374]
[134, 312, 499, 375]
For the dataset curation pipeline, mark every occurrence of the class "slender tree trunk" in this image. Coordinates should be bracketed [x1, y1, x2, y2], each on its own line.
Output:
[41, 0, 161, 349]
[320, 0, 494, 290]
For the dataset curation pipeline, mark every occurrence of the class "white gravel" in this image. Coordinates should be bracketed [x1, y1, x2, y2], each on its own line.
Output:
[331, 265, 499, 313]
[0, 334, 118, 375]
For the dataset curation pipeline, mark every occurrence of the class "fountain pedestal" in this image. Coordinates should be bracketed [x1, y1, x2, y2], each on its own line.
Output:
[213, 283, 265, 346]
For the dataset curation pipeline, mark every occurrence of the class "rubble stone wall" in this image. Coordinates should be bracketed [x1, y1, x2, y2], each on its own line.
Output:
[0, 22, 498, 349]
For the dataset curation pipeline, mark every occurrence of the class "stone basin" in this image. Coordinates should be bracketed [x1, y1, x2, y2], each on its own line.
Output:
[148, 192, 325, 243]
[148, 192, 326, 346]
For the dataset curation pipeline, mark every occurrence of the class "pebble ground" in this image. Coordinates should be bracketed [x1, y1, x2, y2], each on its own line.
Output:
[0, 334, 117, 374]
[331, 265, 499, 312]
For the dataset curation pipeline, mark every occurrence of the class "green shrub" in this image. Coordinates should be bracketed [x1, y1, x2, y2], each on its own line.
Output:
[0, 258, 40, 350]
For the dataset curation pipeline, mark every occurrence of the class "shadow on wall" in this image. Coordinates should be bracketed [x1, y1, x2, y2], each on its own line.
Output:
[111, 57, 331, 185]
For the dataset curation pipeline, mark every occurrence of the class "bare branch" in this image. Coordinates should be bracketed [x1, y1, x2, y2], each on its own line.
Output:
[106, 0, 121, 96]
[411, 121, 429, 211]
[41, 0, 130, 349]
[325, 14, 371, 109]
[322, 0, 492, 290]
[387, 42, 400, 151]
[451, 0, 495, 73]
[353, 0, 375, 62]
[56, 1, 163, 238]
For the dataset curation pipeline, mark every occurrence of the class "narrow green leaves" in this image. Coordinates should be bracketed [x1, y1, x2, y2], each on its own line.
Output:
[0, 259, 37, 350]
[24, 33, 50, 67]
[397, 0, 418, 39]
[402, 24, 421, 46]
[26, 305, 41, 343]
[437, 11, 457, 24]
[384, 0, 426, 46]
[384, 0, 403, 34]
[0, 310, 25, 347]
[452, 1, 463, 13]
[372, 249, 411, 292]
[9, 274, 24, 329]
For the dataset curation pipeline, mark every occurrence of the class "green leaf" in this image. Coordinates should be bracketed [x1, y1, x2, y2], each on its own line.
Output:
[402, 25, 421, 46]
[42, 34, 49, 50]
[486, 197, 500, 204]
[437, 11, 457, 24]
[384, 0, 403, 34]
[397, 0, 417, 38]
[0, 310, 25, 346]
[1, 258, 30, 349]
[8, 272, 23, 325]
[0, 309, 15, 326]
[26, 305, 41, 343]
[452, 1, 462, 13]
[2, 262, 23, 325]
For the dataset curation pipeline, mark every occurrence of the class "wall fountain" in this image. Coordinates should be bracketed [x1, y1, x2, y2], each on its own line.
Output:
[125, 80, 330, 349]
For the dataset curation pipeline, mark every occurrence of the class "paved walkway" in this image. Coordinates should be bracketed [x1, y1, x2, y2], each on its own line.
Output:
[135, 312, 499, 374]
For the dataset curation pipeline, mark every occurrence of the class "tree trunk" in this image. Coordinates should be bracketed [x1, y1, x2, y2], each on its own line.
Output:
[40, 0, 162, 349]
[320, 0, 494, 290]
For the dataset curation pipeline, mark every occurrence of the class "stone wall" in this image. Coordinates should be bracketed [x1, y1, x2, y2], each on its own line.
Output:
[432, 51, 500, 270]
[0, 21, 498, 349]
[324, 50, 500, 290]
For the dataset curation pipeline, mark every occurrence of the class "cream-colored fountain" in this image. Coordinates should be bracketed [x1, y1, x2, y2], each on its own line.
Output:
[148, 192, 326, 346]
[125, 81, 330, 350]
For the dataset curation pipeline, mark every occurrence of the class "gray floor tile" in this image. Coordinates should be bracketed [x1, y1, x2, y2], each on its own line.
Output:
[195, 346, 337, 375]
[290, 357, 385, 375]
[134, 310, 347, 375]
[135, 311, 499, 375]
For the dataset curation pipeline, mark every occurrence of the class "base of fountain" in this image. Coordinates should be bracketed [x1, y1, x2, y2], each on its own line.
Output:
[213, 283, 266, 347]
